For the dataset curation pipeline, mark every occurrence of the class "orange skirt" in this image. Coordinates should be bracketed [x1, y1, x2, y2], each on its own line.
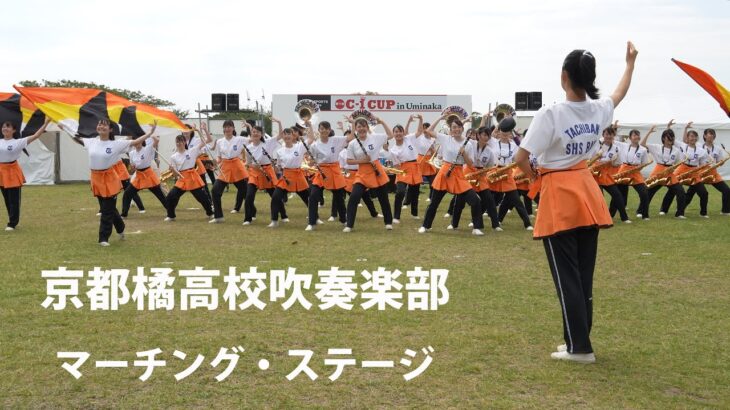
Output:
[675, 163, 701, 185]
[396, 161, 423, 185]
[248, 164, 277, 189]
[275, 168, 310, 192]
[432, 162, 472, 194]
[615, 164, 645, 185]
[489, 169, 518, 193]
[649, 164, 678, 186]
[219, 158, 248, 183]
[131, 167, 161, 190]
[312, 162, 346, 190]
[533, 161, 613, 239]
[113, 160, 130, 181]
[343, 170, 357, 192]
[90, 168, 123, 198]
[195, 155, 207, 175]
[704, 169, 722, 184]
[174, 169, 205, 191]
[596, 165, 619, 186]
[417, 154, 437, 176]
[353, 161, 390, 189]
[0, 161, 25, 188]
[463, 165, 490, 193]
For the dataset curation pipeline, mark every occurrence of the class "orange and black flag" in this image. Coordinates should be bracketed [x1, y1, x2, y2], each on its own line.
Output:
[0, 92, 47, 155]
[672, 58, 730, 118]
[14, 86, 186, 138]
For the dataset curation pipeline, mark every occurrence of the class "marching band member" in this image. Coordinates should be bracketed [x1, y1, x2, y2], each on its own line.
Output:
[692, 128, 730, 215]
[121, 135, 167, 217]
[78, 119, 156, 245]
[242, 123, 284, 225]
[184, 124, 214, 205]
[515, 42, 638, 362]
[0, 118, 50, 231]
[112, 151, 145, 214]
[269, 128, 310, 228]
[306, 120, 350, 230]
[343, 112, 395, 232]
[642, 121, 687, 218]
[390, 119, 423, 223]
[515, 149, 538, 217]
[165, 130, 214, 222]
[593, 126, 631, 223]
[613, 127, 652, 220]
[412, 117, 437, 201]
[491, 128, 534, 230]
[418, 114, 485, 235]
[451, 126, 502, 230]
[662, 123, 710, 217]
[206, 120, 249, 223]
[334, 142, 381, 221]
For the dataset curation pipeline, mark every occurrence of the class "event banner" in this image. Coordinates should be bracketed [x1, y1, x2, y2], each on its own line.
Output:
[297, 94, 448, 112]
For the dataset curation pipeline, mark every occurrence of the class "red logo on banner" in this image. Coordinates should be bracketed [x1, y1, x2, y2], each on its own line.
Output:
[335, 99, 345, 109]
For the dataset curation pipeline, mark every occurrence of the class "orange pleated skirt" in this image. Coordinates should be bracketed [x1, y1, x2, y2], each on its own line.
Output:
[353, 161, 389, 189]
[0, 161, 25, 188]
[417, 154, 437, 176]
[90, 168, 123, 198]
[131, 167, 160, 190]
[248, 164, 277, 189]
[396, 161, 422, 185]
[311, 162, 346, 190]
[174, 169, 205, 191]
[432, 162, 472, 194]
[275, 168, 310, 192]
[219, 158, 248, 183]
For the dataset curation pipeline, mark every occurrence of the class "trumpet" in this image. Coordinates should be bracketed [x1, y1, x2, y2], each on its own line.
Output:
[295, 99, 320, 126]
[646, 162, 682, 188]
[487, 163, 519, 183]
[612, 161, 654, 184]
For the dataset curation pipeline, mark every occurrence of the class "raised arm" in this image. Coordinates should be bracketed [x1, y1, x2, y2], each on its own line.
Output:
[25, 117, 51, 144]
[427, 114, 446, 134]
[683, 121, 693, 144]
[640, 125, 656, 148]
[413, 114, 424, 137]
[405, 115, 414, 135]
[129, 120, 157, 148]
[610, 41, 638, 108]
[376, 116, 395, 140]
[271, 117, 284, 140]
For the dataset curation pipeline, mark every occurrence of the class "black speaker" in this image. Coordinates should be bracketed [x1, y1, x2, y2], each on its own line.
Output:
[528, 92, 542, 110]
[211, 93, 226, 111]
[515, 92, 528, 111]
[226, 94, 239, 111]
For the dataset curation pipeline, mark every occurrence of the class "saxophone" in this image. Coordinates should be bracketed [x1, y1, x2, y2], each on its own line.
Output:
[698, 156, 730, 184]
[612, 161, 654, 184]
[646, 162, 682, 188]
[487, 162, 519, 183]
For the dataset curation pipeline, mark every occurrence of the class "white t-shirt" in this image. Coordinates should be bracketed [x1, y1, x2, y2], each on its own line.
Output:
[414, 134, 435, 155]
[244, 137, 281, 165]
[276, 142, 307, 168]
[493, 140, 519, 166]
[170, 144, 203, 171]
[379, 148, 398, 166]
[703, 144, 728, 163]
[129, 143, 156, 169]
[347, 133, 388, 162]
[310, 135, 348, 163]
[0, 137, 29, 163]
[82, 137, 133, 170]
[434, 133, 470, 164]
[520, 97, 614, 169]
[614, 141, 649, 166]
[677, 142, 709, 166]
[390, 134, 419, 163]
[468, 141, 496, 168]
[217, 136, 249, 160]
[339, 148, 357, 171]
[646, 143, 684, 166]
[598, 142, 621, 167]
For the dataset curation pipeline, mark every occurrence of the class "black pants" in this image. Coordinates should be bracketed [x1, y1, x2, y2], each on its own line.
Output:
[705, 181, 730, 213]
[517, 189, 533, 215]
[493, 191, 505, 208]
[497, 190, 532, 228]
[616, 183, 649, 219]
[452, 189, 500, 228]
[311, 186, 345, 225]
[165, 186, 213, 218]
[121, 184, 166, 217]
[98, 195, 125, 243]
[424, 175, 435, 201]
[271, 187, 308, 222]
[543, 228, 599, 354]
[200, 172, 213, 203]
[394, 182, 420, 219]
[422, 189, 483, 229]
[600, 185, 629, 221]
[1, 186, 21, 228]
[121, 179, 144, 211]
[649, 184, 686, 216]
[212, 179, 247, 219]
[335, 190, 378, 219]
[346, 183, 392, 228]
[243, 185, 276, 223]
[683, 184, 709, 216]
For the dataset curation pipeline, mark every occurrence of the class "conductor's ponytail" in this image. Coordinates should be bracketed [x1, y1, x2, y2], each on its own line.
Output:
[563, 49, 600, 100]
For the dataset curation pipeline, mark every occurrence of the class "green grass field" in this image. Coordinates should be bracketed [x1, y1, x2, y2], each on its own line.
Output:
[1, 183, 729, 409]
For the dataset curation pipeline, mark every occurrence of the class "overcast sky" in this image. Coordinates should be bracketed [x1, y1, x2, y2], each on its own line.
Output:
[2, 0, 729, 123]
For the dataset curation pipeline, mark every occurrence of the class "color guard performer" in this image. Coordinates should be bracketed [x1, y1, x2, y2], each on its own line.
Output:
[418, 114, 485, 235]
[0, 118, 50, 231]
[642, 121, 687, 218]
[165, 130, 214, 222]
[390, 117, 423, 223]
[516, 41, 638, 363]
[206, 120, 249, 223]
[612, 127, 652, 220]
[343, 111, 395, 232]
[77, 119, 156, 245]
[121, 135, 167, 217]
